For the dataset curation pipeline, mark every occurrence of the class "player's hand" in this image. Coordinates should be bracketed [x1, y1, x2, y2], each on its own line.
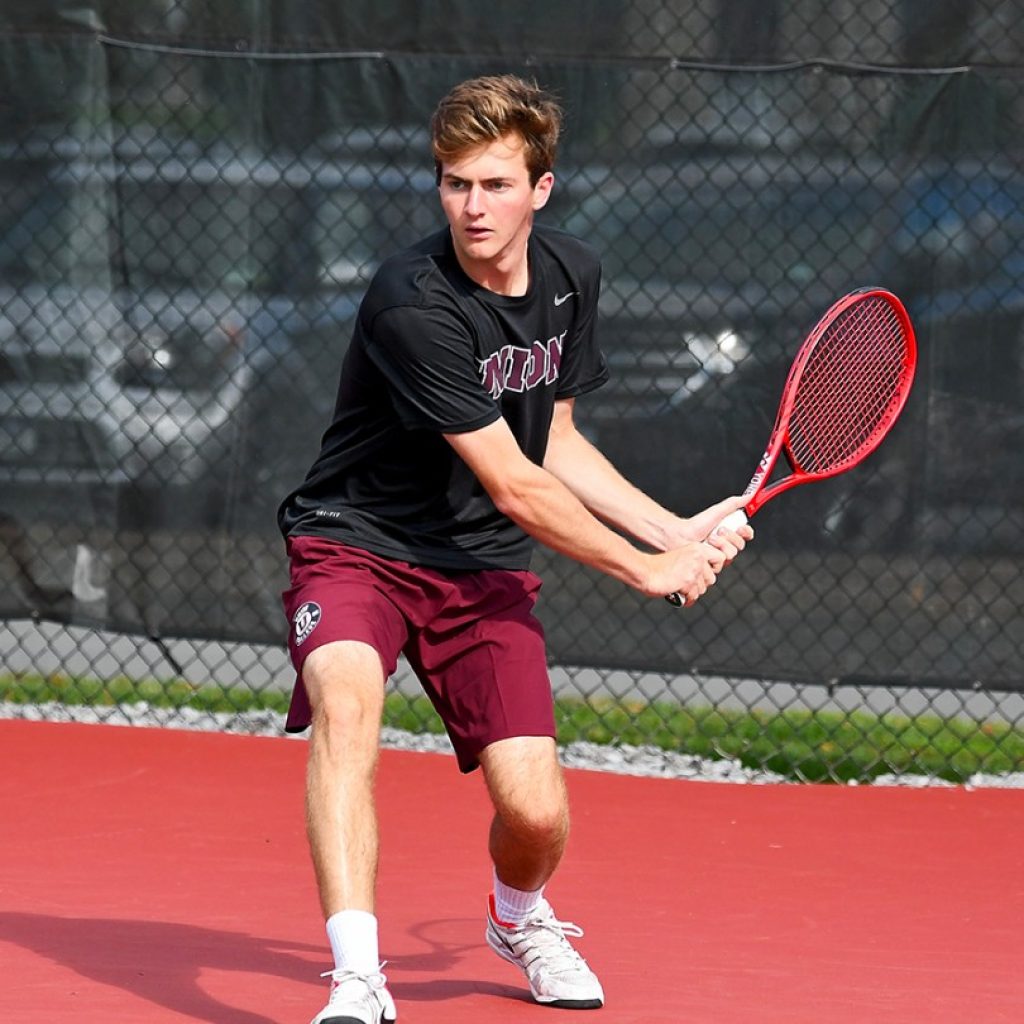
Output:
[682, 494, 753, 544]
[706, 512, 753, 565]
[642, 542, 724, 606]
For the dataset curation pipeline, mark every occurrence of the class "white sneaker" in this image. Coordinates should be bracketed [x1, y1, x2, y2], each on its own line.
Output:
[310, 966, 397, 1024]
[486, 894, 605, 1009]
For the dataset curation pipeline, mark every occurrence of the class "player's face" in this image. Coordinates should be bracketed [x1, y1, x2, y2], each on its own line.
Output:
[438, 133, 554, 293]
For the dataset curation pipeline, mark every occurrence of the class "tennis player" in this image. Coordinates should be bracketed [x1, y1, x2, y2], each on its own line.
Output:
[278, 74, 752, 1024]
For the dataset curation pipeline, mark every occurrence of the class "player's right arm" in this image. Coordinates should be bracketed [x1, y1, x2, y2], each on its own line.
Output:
[444, 417, 724, 605]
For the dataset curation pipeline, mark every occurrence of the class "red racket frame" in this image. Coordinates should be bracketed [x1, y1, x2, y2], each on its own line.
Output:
[739, 286, 917, 517]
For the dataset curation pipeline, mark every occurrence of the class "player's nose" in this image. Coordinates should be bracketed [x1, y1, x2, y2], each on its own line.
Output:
[464, 184, 485, 214]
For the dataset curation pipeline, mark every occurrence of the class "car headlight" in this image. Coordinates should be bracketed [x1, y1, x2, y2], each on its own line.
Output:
[683, 328, 750, 376]
[651, 328, 750, 412]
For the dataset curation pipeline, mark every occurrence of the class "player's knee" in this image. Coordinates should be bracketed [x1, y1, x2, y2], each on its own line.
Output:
[306, 673, 382, 753]
[304, 645, 385, 736]
[501, 795, 569, 849]
[310, 685, 378, 733]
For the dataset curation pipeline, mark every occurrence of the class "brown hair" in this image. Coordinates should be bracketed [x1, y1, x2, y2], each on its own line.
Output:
[431, 75, 562, 185]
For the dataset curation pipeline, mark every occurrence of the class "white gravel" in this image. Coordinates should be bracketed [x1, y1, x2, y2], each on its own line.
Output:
[3, 700, 1022, 788]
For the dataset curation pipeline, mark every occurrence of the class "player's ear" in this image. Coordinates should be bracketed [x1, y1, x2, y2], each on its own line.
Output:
[532, 171, 555, 211]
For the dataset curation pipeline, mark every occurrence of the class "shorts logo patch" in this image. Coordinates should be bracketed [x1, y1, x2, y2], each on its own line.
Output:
[293, 601, 322, 647]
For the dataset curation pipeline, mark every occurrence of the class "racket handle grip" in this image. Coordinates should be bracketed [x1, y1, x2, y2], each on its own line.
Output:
[713, 508, 749, 535]
[665, 508, 750, 607]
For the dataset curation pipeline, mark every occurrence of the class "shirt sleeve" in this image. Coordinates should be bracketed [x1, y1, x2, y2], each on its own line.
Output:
[364, 302, 502, 433]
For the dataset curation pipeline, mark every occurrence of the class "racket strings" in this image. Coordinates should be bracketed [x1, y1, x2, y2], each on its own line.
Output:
[787, 297, 909, 474]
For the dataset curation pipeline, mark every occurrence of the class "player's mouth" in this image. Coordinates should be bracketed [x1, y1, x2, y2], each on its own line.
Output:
[463, 224, 492, 241]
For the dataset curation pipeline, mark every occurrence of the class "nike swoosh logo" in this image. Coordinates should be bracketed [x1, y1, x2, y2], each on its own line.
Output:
[554, 292, 577, 306]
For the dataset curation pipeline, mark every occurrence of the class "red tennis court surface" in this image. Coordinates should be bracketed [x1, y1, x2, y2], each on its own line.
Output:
[1, 718, 1022, 1023]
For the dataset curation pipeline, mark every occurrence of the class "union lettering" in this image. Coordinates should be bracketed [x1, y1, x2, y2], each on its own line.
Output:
[478, 331, 567, 399]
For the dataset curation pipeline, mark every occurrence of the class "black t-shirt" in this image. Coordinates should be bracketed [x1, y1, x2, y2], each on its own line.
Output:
[277, 224, 609, 570]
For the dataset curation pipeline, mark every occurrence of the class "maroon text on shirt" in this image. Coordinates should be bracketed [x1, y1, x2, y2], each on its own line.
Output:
[478, 331, 567, 399]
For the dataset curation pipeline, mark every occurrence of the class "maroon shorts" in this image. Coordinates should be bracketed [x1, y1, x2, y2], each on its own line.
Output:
[281, 536, 554, 773]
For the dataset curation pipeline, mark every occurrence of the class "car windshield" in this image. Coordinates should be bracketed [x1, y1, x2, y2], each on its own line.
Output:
[0, 172, 108, 287]
[564, 177, 888, 291]
[311, 184, 442, 287]
[0, 164, 443, 295]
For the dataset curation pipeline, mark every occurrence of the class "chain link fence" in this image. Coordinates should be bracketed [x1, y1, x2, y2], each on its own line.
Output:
[2, 0, 1024, 782]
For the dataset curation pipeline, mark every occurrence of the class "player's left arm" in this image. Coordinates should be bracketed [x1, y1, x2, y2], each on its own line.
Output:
[542, 398, 751, 557]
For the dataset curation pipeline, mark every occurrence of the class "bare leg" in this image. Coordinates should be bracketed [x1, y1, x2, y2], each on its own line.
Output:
[302, 640, 386, 917]
[478, 736, 569, 891]
[479, 736, 604, 1008]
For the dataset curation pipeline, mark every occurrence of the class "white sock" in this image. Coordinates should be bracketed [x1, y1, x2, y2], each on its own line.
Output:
[493, 869, 544, 926]
[326, 910, 379, 975]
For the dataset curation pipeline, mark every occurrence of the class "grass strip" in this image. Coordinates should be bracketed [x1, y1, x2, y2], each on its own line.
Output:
[2, 672, 1021, 784]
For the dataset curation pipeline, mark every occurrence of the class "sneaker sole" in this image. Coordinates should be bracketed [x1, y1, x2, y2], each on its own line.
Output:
[316, 1016, 397, 1024]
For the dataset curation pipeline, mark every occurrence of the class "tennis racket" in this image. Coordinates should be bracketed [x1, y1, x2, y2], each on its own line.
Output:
[667, 286, 916, 607]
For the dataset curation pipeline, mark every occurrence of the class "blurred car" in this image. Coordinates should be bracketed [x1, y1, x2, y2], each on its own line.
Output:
[556, 158, 898, 542]
[558, 156, 1024, 553]
[850, 162, 1024, 553]
[0, 129, 443, 537]
[768, 162, 1024, 553]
